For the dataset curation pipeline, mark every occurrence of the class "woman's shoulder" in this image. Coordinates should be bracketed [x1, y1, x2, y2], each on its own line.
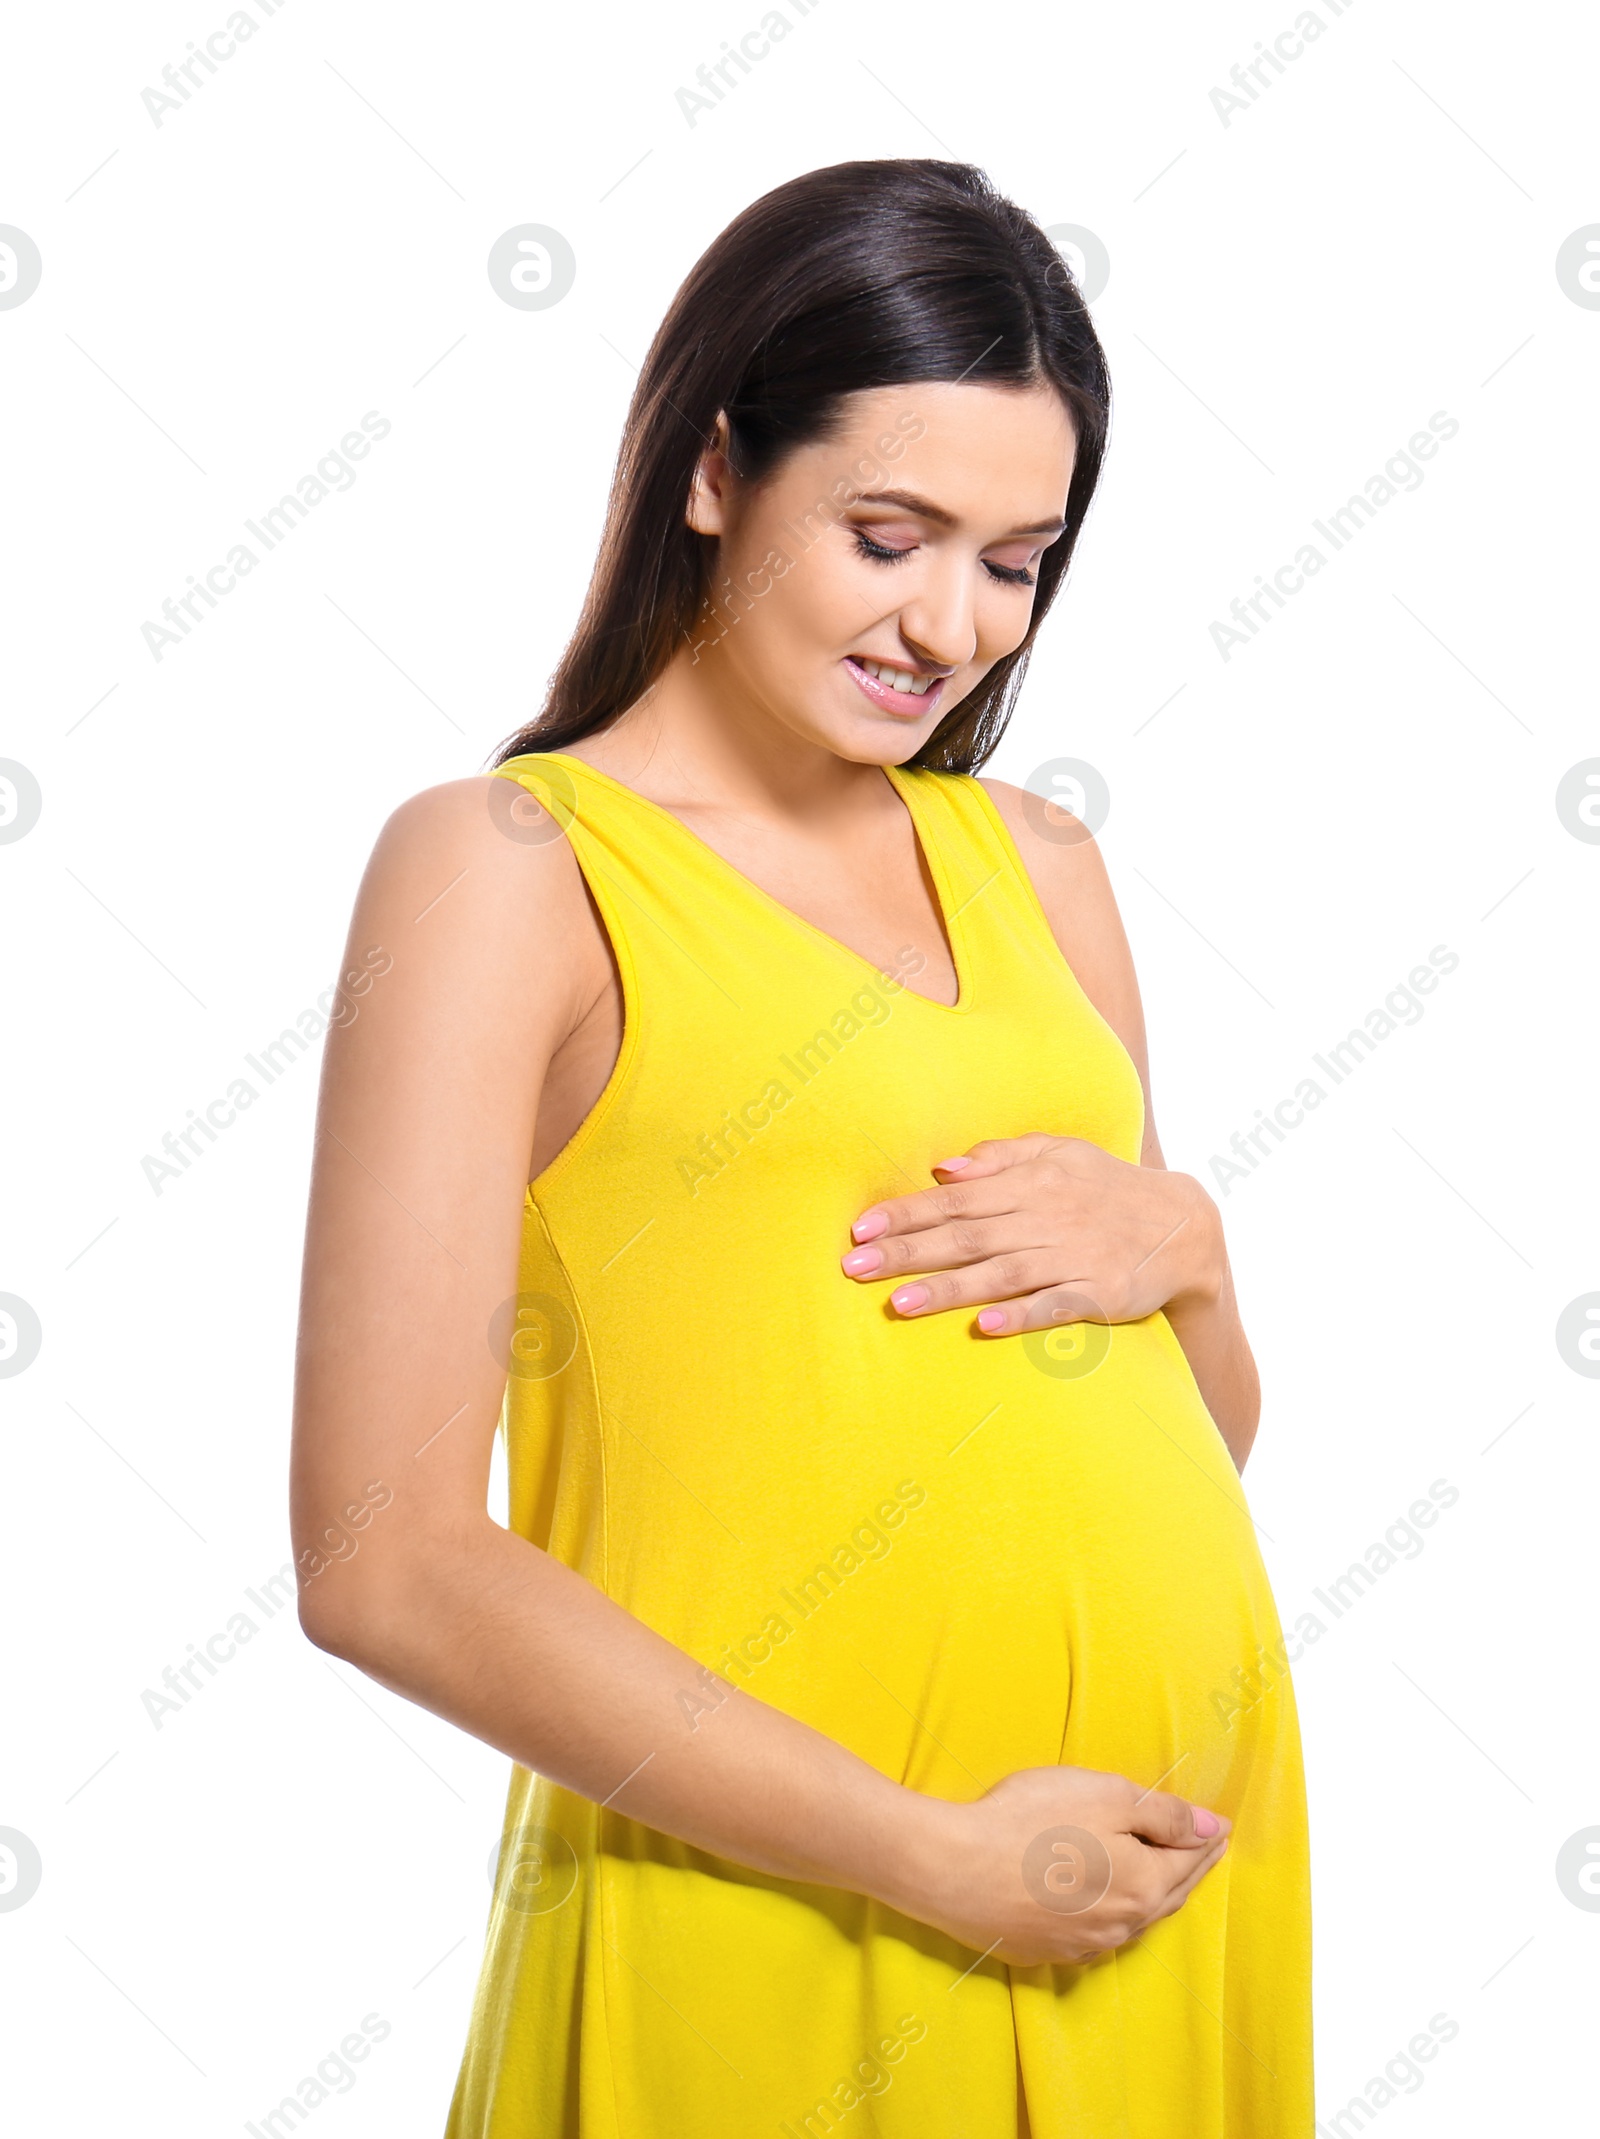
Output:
[369, 772, 567, 883]
[371, 769, 580, 877]
[972, 772, 1097, 853]
[353, 773, 607, 1027]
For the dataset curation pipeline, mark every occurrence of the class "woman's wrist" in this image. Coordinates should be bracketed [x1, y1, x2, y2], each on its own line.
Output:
[1162, 1173, 1227, 1315]
[851, 1781, 965, 1923]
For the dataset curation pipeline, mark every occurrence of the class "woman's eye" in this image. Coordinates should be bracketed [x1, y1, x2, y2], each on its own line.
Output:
[852, 526, 1038, 585]
[853, 530, 916, 565]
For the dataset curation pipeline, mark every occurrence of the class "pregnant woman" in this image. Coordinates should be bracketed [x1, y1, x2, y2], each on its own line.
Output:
[291, 159, 1311, 2136]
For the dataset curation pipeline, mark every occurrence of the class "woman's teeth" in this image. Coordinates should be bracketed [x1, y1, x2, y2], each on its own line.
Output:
[858, 658, 935, 695]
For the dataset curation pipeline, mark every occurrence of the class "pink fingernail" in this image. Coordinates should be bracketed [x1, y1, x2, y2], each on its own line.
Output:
[852, 1210, 889, 1242]
[891, 1284, 928, 1313]
[1192, 1808, 1220, 1837]
[933, 1156, 971, 1171]
[842, 1247, 883, 1276]
[977, 1308, 1005, 1333]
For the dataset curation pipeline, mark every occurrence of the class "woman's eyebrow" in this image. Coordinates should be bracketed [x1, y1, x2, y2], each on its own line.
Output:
[848, 486, 1067, 538]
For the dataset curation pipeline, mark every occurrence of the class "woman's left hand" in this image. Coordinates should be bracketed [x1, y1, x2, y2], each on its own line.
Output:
[840, 1133, 1223, 1335]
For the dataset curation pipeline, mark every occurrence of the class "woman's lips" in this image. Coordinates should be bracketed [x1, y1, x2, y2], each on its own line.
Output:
[843, 655, 947, 720]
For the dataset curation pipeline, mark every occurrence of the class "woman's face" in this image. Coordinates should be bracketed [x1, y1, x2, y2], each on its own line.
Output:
[684, 379, 1078, 764]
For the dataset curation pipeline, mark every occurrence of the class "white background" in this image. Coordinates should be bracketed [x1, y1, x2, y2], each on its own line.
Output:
[3, 0, 1596, 2130]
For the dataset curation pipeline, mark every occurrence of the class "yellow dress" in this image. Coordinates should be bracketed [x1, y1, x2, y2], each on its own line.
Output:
[445, 750, 1312, 2138]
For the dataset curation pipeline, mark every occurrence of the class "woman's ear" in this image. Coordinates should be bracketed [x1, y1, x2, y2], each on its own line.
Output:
[685, 410, 736, 536]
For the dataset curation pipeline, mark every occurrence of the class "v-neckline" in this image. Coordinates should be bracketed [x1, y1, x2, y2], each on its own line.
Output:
[535, 749, 972, 1015]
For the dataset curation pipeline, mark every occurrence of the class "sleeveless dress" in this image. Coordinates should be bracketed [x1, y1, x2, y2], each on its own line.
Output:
[444, 750, 1313, 2139]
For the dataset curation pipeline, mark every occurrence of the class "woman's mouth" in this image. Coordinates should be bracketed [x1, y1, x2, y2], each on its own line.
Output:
[843, 655, 948, 719]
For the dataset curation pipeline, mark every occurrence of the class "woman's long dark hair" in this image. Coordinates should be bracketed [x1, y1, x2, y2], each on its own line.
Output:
[494, 159, 1111, 775]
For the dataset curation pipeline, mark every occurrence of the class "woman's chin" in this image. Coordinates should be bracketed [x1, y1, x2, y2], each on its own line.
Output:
[792, 678, 953, 763]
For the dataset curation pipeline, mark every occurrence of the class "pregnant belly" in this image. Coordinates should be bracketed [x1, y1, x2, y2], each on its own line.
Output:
[618, 1310, 1286, 1821]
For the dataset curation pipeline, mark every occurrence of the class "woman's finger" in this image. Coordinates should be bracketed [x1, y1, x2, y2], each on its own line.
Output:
[1142, 1834, 1232, 1922]
[1124, 1787, 1227, 1852]
[930, 1133, 1059, 1179]
[840, 1211, 1054, 1281]
[970, 1284, 1120, 1337]
[851, 1144, 1086, 1246]
[875, 1252, 1081, 1318]
[1117, 1824, 1231, 1928]
[849, 1169, 1035, 1247]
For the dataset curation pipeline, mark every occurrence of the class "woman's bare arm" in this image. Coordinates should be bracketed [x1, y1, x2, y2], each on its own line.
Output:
[291, 777, 908, 1888]
[978, 779, 1261, 1467]
[289, 775, 1229, 1965]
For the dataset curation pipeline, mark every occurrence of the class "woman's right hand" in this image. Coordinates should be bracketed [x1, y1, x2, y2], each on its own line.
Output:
[883, 1764, 1231, 1966]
